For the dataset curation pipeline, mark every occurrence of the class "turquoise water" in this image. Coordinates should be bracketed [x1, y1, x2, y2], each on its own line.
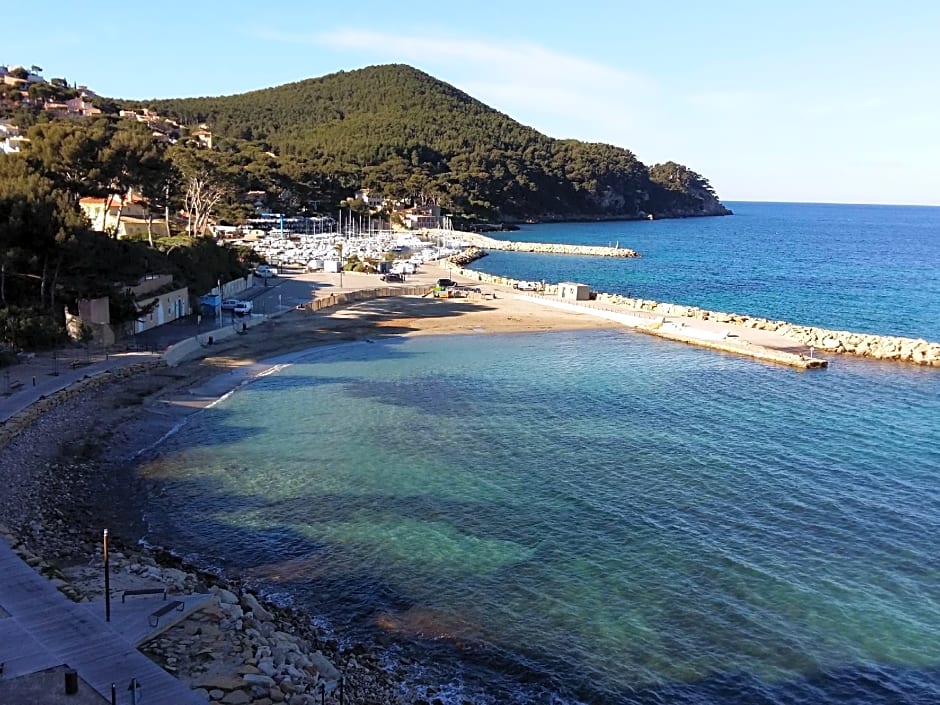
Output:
[141, 330, 940, 704]
[469, 202, 940, 341]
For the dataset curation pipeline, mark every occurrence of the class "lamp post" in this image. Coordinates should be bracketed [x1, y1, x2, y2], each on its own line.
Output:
[103, 529, 111, 622]
[334, 243, 344, 289]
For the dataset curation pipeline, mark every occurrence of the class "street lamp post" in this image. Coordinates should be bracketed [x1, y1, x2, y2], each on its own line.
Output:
[103, 529, 111, 622]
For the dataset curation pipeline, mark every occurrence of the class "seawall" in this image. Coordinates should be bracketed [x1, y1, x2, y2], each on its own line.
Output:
[447, 265, 940, 367]
[455, 231, 639, 258]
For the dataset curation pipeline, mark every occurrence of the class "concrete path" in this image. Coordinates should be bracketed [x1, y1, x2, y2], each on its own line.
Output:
[0, 540, 206, 704]
[0, 352, 161, 426]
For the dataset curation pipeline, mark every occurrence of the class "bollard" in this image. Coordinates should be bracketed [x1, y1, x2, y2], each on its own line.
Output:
[64, 669, 78, 694]
[32, 376, 36, 387]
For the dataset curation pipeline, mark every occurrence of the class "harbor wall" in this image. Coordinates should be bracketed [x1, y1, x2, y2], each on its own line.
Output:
[447, 265, 940, 367]
[455, 231, 639, 258]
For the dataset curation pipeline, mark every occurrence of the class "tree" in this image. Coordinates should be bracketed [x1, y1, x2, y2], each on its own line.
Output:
[137, 157, 178, 245]
[97, 122, 167, 237]
[0, 155, 85, 312]
[25, 118, 114, 202]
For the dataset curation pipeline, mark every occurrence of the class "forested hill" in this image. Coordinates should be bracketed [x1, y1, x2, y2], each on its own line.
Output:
[123, 64, 731, 222]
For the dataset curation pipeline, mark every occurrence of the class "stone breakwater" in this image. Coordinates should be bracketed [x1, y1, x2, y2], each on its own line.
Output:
[458, 231, 639, 258]
[448, 265, 940, 366]
[592, 293, 940, 367]
[448, 246, 487, 267]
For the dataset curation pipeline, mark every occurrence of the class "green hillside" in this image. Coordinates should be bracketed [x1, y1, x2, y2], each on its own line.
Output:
[123, 64, 730, 221]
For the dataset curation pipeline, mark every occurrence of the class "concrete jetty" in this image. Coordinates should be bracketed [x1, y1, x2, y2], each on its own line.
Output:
[515, 294, 827, 369]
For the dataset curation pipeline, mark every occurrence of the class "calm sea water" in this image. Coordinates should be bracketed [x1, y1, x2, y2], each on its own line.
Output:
[470, 202, 940, 341]
[139, 203, 940, 704]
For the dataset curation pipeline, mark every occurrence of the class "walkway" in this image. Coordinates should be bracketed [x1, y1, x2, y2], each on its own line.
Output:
[0, 351, 160, 426]
[518, 294, 828, 368]
[0, 539, 208, 704]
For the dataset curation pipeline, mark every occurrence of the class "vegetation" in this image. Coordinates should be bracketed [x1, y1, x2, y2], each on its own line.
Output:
[0, 63, 730, 352]
[0, 117, 249, 351]
[122, 64, 730, 221]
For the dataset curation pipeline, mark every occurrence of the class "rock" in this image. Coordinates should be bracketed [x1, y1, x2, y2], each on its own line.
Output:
[269, 687, 286, 703]
[209, 689, 224, 701]
[309, 651, 340, 681]
[259, 658, 277, 677]
[243, 673, 276, 689]
[195, 676, 247, 691]
[221, 690, 251, 705]
[242, 592, 275, 622]
[216, 587, 239, 605]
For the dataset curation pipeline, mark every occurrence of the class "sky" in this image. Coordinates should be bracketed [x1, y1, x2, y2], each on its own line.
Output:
[4, 1, 939, 206]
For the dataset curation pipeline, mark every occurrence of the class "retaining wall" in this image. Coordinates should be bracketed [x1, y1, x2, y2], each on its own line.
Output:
[164, 285, 432, 367]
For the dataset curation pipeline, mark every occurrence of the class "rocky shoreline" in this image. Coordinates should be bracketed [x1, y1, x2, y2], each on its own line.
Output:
[0, 358, 447, 704]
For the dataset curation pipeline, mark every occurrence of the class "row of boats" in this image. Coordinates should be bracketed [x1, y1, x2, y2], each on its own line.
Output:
[229, 229, 471, 271]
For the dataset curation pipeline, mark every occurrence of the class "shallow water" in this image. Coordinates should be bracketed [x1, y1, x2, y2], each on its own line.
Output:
[140, 329, 940, 704]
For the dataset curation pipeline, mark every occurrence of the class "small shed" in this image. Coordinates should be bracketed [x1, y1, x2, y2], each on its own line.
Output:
[557, 282, 591, 301]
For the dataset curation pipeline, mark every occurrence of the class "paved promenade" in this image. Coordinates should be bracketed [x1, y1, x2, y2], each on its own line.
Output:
[0, 539, 208, 704]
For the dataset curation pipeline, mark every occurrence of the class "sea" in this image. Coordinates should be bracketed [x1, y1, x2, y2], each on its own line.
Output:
[138, 202, 940, 704]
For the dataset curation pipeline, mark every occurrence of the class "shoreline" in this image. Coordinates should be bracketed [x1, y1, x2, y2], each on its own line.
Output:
[1, 262, 935, 702]
[0, 291, 623, 704]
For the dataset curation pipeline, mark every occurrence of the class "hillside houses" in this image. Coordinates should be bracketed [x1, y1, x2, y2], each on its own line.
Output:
[78, 194, 170, 239]
[0, 122, 27, 154]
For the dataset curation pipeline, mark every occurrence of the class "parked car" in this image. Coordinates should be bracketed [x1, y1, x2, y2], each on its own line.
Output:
[233, 300, 253, 315]
[221, 298, 241, 311]
[513, 280, 541, 291]
[255, 265, 277, 278]
[381, 272, 405, 282]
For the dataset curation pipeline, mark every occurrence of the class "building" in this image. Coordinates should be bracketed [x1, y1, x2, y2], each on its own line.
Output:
[78, 193, 169, 239]
[400, 204, 443, 230]
[65, 274, 190, 344]
[0, 122, 27, 154]
[190, 128, 213, 149]
[65, 93, 102, 116]
[355, 189, 385, 208]
[557, 282, 592, 301]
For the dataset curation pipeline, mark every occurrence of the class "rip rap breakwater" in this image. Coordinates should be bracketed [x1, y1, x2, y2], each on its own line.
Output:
[448, 246, 487, 266]
[449, 266, 940, 367]
[460, 232, 639, 258]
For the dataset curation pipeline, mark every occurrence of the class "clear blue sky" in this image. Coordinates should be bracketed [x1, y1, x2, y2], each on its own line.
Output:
[5, 1, 939, 205]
